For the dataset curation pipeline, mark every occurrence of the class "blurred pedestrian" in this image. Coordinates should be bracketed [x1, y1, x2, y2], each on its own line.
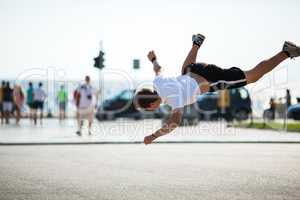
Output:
[57, 85, 68, 121]
[0, 81, 5, 124]
[268, 97, 276, 120]
[286, 89, 291, 107]
[26, 82, 34, 122]
[33, 82, 47, 125]
[217, 89, 231, 120]
[2, 82, 13, 124]
[74, 76, 98, 136]
[13, 84, 25, 125]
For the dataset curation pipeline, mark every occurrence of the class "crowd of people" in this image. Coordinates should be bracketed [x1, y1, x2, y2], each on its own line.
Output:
[0, 76, 99, 135]
[0, 81, 47, 125]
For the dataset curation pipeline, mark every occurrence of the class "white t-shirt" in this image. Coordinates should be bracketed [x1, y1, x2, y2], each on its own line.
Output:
[77, 84, 97, 108]
[153, 74, 201, 109]
[33, 87, 47, 101]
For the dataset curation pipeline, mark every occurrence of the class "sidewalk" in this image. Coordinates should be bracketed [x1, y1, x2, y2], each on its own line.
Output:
[1, 119, 300, 145]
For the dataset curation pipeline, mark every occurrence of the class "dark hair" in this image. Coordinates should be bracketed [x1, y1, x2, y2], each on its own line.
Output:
[39, 82, 43, 87]
[1, 81, 5, 86]
[29, 82, 33, 87]
[134, 89, 159, 109]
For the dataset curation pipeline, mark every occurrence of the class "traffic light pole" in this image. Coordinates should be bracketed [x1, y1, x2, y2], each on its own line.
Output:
[99, 41, 103, 106]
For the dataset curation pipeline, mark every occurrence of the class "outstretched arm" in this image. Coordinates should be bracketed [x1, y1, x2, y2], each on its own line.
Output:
[144, 108, 182, 145]
[148, 51, 161, 76]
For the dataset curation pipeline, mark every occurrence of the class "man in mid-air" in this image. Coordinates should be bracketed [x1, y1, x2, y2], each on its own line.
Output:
[134, 34, 300, 145]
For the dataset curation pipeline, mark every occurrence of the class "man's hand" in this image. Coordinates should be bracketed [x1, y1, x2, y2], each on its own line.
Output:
[148, 50, 161, 75]
[144, 134, 157, 145]
[147, 51, 156, 62]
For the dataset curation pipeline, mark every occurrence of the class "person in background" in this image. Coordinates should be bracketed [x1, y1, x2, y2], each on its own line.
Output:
[217, 89, 231, 120]
[2, 82, 14, 124]
[73, 86, 80, 130]
[0, 81, 5, 124]
[269, 98, 276, 120]
[32, 82, 47, 125]
[26, 82, 34, 122]
[57, 85, 68, 121]
[13, 84, 25, 125]
[286, 89, 291, 107]
[74, 76, 99, 136]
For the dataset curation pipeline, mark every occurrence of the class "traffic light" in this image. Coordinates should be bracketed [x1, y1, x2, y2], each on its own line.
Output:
[94, 50, 105, 69]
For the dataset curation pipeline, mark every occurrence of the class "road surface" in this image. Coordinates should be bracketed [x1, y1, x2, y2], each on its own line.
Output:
[1, 144, 300, 200]
[1, 119, 300, 144]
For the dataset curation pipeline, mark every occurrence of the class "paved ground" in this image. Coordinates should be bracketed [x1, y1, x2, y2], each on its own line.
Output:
[0, 144, 300, 200]
[0, 119, 300, 144]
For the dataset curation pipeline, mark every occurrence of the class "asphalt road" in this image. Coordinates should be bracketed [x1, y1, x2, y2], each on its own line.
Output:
[1, 144, 300, 200]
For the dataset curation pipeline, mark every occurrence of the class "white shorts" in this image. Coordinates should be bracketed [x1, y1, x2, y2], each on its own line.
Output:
[77, 106, 94, 122]
[3, 102, 13, 112]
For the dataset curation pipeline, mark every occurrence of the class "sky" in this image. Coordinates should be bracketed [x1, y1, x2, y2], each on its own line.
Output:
[0, 0, 300, 101]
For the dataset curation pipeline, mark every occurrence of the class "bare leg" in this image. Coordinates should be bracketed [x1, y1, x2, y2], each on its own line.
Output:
[88, 121, 92, 134]
[33, 109, 37, 125]
[76, 111, 83, 135]
[181, 44, 211, 93]
[245, 51, 288, 84]
[40, 111, 43, 125]
[181, 44, 200, 74]
[59, 110, 62, 121]
[0, 111, 3, 124]
[29, 108, 32, 122]
[29, 106, 34, 123]
[88, 111, 93, 135]
[15, 107, 21, 125]
[4, 111, 9, 124]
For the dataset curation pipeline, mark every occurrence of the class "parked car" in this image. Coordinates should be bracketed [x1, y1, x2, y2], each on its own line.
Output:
[287, 104, 300, 120]
[95, 89, 162, 121]
[197, 87, 252, 121]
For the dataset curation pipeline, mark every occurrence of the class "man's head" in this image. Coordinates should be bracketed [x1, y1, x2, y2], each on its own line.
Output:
[38, 82, 43, 88]
[134, 89, 161, 111]
[29, 82, 33, 88]
[85, 76, 90, 84]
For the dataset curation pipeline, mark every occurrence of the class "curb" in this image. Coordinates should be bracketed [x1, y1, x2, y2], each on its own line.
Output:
[1, 141, 300, 145]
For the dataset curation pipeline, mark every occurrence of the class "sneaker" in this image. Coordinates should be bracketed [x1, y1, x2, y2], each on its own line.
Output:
[88, 130, 92, 136]
[76, 130, 81, 136]
[192, 33, 206, 47]
[283, 41, 300, 58]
